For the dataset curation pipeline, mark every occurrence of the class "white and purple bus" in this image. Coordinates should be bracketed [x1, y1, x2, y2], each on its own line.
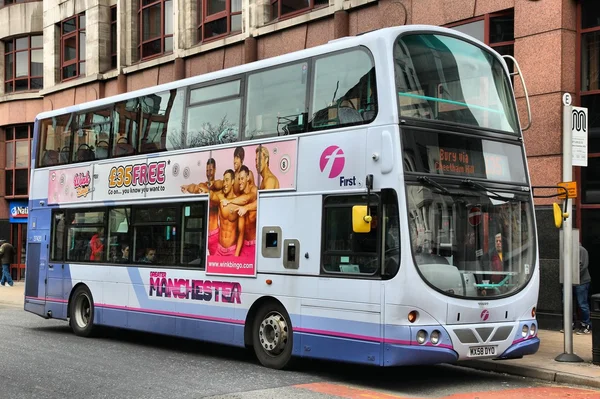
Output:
[24, 25, 539, 369]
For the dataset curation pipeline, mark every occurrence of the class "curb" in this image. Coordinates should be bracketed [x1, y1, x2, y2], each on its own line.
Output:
[458, 360, 600, 389]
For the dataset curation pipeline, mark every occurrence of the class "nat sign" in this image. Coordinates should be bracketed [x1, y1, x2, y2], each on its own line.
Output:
[10, 205, 28, 218]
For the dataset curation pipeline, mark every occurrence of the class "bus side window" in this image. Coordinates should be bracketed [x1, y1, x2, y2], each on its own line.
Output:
[246, 62, 308, 137]
[112, 99, 139, 158]
[51, 211, 66, 261]
[186, 81, 241, 147]
[310, 49, 378, 129]
[38, 115, 73, 167]
[139, 90, 180, 154]
[321, 194, 380, 276]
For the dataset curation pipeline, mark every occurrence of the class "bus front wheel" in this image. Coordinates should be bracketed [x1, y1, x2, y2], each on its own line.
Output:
[252, 302, 294, 369]
[69, 285, 96, 337]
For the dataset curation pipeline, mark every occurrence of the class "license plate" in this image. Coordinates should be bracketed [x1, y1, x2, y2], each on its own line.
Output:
[468, 346, 497, 357]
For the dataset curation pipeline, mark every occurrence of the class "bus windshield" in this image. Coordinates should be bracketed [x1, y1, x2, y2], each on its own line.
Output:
[393, 33, 519, 134]
[406, 183, 535, 299]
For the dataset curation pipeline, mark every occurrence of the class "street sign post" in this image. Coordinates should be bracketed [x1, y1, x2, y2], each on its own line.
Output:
[555, 94, 584, 363]
[571, 106, 588, 167]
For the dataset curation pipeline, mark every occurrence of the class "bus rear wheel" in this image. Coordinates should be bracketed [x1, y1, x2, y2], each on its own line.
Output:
[252, 302, 294, 369]
[69, 285, 96, 337]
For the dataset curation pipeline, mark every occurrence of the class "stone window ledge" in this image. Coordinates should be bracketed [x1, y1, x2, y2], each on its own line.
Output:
[0, 91, 42, 103]
[39, 73, 103, 96]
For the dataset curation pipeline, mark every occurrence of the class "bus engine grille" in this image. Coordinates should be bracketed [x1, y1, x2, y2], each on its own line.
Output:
[453, 326, 514, 344]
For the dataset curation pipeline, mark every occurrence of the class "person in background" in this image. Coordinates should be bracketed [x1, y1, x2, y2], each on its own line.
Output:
[0, 239, 15, 287]
[575, 243, 592, 334]
[89, 228, 105, 261]
[488, 232, 505, 284]
[139, 248, 157, 264]
[112, 243, 130, 263]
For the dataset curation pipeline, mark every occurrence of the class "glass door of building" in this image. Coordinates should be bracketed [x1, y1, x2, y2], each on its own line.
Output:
[10, 223, 27, 280]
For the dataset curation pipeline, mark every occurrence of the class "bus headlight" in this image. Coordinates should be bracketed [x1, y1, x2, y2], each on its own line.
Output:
[416, 330, 427, 344]
[530, 323, 536, 336]
[522, 325, 529, 338]
[430, 330, 441, 345]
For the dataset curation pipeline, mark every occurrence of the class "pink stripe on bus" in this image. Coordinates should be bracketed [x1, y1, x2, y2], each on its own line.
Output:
[96, 302, 246, 325]
[28, 296, 454, 349]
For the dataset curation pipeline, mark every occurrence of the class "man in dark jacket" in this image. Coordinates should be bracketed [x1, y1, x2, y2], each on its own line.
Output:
[575, 244, 592, 334]
[0, 239, 15, 287]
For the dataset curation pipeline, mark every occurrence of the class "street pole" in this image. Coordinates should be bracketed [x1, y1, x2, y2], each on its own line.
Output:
[555, 94, 583, 362]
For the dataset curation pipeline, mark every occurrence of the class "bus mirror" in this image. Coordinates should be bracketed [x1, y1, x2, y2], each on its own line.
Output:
[502, 54, 531, 131]
[553, 203, 562, 228]
[352, 205, 371, 233]
[553, 202, 569, 229]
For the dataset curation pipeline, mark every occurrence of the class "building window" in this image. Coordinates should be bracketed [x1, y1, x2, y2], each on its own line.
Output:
[197, 0, 241, 42]
[580, 1, 600, 154]
[447, 10, 515, 69]
[139, 0, 173, 60]
[111, 5, 117, 69]
[0, 0, 31, 7]
[4, 125, 32, 197]
[4, 35, 43, 93]
[575, 1, 600, 160]
[269, 0, 329, 22]
[61, 14, 86, 81]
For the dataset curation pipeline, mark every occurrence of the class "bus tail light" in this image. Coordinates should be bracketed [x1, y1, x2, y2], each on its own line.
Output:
[408, 311, 418, 323]
[531, 307, 536, 318]
[522, 325, 529, 338]
[530, 323, 536, 336]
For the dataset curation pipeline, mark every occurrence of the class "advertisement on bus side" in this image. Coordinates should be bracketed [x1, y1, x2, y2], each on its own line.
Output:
[183, 141, 297, 277]
[48, 166, 94, 204]
[46, 139, 298, 276]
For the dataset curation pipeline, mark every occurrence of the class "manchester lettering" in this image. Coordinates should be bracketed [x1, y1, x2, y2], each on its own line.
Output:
[148, 275, 241, 304]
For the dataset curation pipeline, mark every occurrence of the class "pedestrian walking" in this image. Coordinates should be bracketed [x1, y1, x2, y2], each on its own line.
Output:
[0, 238, 15, 287]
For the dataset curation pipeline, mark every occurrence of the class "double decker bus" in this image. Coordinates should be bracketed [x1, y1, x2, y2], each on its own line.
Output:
[24, 24, 539, 369]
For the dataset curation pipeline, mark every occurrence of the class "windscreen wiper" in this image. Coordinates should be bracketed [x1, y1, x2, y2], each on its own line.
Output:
[460, 179, 517, 202]
[418, 176, 450, 195]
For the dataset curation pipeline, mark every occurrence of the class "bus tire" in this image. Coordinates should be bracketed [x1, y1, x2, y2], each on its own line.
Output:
[69, 285, 96, 337]
[252, 301, 294, 370]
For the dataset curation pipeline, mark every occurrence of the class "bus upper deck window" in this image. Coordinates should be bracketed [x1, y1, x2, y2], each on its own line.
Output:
[310, 49, 377, 129]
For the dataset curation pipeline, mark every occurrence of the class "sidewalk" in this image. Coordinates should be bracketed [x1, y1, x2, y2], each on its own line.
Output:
[0, 281, 25, 307]
[1, 284, 598, 388]
[460, 329, 600, 389]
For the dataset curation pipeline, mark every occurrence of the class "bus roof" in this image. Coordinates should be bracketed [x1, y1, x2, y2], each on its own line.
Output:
[34, 24, 499, 121]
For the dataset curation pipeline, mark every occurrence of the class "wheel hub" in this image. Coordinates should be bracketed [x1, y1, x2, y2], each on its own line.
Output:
[259, 313, 288, 355]
[75, 295, 91, 328]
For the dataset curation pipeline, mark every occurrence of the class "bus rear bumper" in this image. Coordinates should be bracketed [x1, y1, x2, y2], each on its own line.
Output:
[383, 343, 458, 366]
[24, 300, 47, 319]
[496, 336, 540, 360]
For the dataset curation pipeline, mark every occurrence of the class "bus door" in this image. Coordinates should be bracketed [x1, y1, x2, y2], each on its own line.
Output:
[23, 209, 53, 317]
[45, 211, 68, 319]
